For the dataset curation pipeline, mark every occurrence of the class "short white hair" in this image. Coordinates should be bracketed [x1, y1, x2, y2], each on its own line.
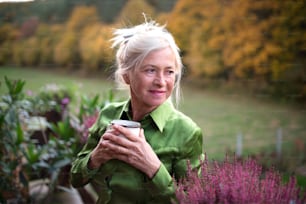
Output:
[111, 20, 183, 106]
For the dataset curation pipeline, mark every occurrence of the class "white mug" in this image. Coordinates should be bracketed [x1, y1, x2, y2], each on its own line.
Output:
[108, 119, 141, 138]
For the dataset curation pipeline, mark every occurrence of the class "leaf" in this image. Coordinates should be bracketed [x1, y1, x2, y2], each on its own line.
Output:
[16, 122, 24, 145]
[4, 76, 12, 91]
[14, 79, 26, 95]
[37, 161, 50, 169]
[53, 158, 71, 169]
[24, 143, 40, 163]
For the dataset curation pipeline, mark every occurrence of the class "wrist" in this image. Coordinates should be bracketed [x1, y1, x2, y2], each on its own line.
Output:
[147, 161, 161, 179]
[88, 153, 99, 170]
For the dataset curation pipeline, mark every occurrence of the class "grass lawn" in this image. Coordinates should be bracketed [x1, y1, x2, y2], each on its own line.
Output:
[1, 66, 306, 161]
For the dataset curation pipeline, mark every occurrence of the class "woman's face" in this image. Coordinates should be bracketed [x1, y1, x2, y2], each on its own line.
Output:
[126, 47, 176, 113]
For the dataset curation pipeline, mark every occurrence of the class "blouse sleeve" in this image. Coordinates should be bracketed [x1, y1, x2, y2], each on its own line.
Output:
[70, 124, 106, 188]
[173, 126, 204, 180]
[144, 126, 204, 203]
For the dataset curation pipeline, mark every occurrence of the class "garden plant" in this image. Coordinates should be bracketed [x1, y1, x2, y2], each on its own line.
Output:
[0, 77, 113, 203]
[175, 155, 306, 204]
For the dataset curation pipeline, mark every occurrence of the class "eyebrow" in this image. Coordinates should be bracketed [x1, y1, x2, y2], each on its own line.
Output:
[141, 64, 175, 70]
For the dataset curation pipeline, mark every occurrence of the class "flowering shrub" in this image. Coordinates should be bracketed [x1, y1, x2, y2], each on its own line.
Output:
[175, 156, 306, 204]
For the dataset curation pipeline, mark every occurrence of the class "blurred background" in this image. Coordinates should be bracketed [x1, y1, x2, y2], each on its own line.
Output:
[0, 0, 305, 202]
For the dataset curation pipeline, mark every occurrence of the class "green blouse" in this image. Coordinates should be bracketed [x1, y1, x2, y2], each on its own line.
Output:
[70, 100, 204, 204]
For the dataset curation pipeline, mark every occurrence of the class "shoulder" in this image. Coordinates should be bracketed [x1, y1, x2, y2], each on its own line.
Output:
[163, 109, 203, 155]
[100, 100, 126, 116]
[169, 109, 200, 131]
[90, 100, 127, 133]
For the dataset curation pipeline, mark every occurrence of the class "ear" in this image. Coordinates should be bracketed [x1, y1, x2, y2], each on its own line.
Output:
[123, 74, 130, 84]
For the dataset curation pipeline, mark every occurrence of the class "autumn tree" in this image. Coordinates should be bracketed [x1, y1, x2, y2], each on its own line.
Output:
[0, 24, 18, 65]
[270, 0, 306, 100]
[79, 23, 113, 71]
[66, 5, 100, 32]
[36, 24, 62, 66]
[116, 0, 156, 25]
[53, 5, 100, 68]
[167, 0, 224, 77]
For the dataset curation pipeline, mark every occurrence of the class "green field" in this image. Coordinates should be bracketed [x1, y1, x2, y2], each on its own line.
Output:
[1, 66, 305, 161]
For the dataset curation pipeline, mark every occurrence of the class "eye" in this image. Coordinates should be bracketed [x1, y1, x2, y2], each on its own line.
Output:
[165, 69, 175, 76]
[145, 67, 156, 74]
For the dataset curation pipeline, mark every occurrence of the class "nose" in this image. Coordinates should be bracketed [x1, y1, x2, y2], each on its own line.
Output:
[153, 72, 166, 86]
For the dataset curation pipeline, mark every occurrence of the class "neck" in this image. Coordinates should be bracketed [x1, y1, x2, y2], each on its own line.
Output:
[129, 101, 155, 121]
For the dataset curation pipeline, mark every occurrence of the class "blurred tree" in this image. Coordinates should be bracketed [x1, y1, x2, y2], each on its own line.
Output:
[167, 0, 223, 77]
[0, 2, 33, 24]
[19, 16, 39, 39]
[0, 24, 18, 65]
[147, 0, 177, 12]
[29, 0, 71, 23]
[223, 1, 283, 80]
[35, 24, 62, 67]
[53, 5, 100, 68]
[22, 37, 40, 66]
[79, 23, 113, 72]
[116, 0, 156, 25]
[53, 30, 79, 67]
[94, 0, 127, 23]
[66, 5, 100, 31]
[165, 0, 306, 101]
[269, 0, 306, 100]
[167, 0, 206, 51]
[12, 41, 24, 66]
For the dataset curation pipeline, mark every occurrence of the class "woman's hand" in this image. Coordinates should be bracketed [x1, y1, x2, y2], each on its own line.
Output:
[88, 128, 120, 169]
[99, 124, 161, 179]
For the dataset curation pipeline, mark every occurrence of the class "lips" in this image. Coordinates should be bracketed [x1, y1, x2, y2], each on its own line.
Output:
[149, 90, 166, 96]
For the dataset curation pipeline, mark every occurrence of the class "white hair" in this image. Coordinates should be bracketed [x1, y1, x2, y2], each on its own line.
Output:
[111, 19, 183, 106]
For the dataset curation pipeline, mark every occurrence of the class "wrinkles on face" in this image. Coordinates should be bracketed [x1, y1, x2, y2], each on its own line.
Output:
[128, 47, 176, 120]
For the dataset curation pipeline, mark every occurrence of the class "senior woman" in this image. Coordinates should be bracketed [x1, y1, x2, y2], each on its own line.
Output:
[70, 19, 204, 204]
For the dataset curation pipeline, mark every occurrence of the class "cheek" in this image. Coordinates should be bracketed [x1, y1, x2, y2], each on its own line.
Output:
[167, 78, 175, 88]
[130, 76, 147, 92]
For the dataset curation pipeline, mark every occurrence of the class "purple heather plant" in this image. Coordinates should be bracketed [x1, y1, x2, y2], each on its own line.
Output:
[175, 156, 306, 204]
[80, 111, 98, 144]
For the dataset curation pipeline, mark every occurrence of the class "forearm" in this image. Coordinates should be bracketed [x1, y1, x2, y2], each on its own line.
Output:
[144, 163, 176, 203]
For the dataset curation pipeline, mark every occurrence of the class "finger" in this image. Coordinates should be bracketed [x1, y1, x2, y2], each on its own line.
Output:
[103, 134, 134, 150]
[102, 130, 121, 141]
[112, 125, 138, 141]
[104, 140, 129, 155]
[139, 128, 145, 139]
[105, 127, 120, 136]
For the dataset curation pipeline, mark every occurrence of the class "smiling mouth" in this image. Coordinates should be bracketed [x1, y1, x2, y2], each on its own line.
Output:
[150, 90, 166, 94]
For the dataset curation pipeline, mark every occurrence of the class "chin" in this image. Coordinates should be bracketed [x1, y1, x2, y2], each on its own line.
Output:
[148, 99, 166, 107]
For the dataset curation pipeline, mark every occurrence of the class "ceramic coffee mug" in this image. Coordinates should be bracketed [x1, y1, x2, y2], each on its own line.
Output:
[109, 119, 141, 138]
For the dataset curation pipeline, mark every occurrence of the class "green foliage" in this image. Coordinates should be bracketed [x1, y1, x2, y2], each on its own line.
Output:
[0, 77, 30, 202]
[0, 76, 120, 202]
